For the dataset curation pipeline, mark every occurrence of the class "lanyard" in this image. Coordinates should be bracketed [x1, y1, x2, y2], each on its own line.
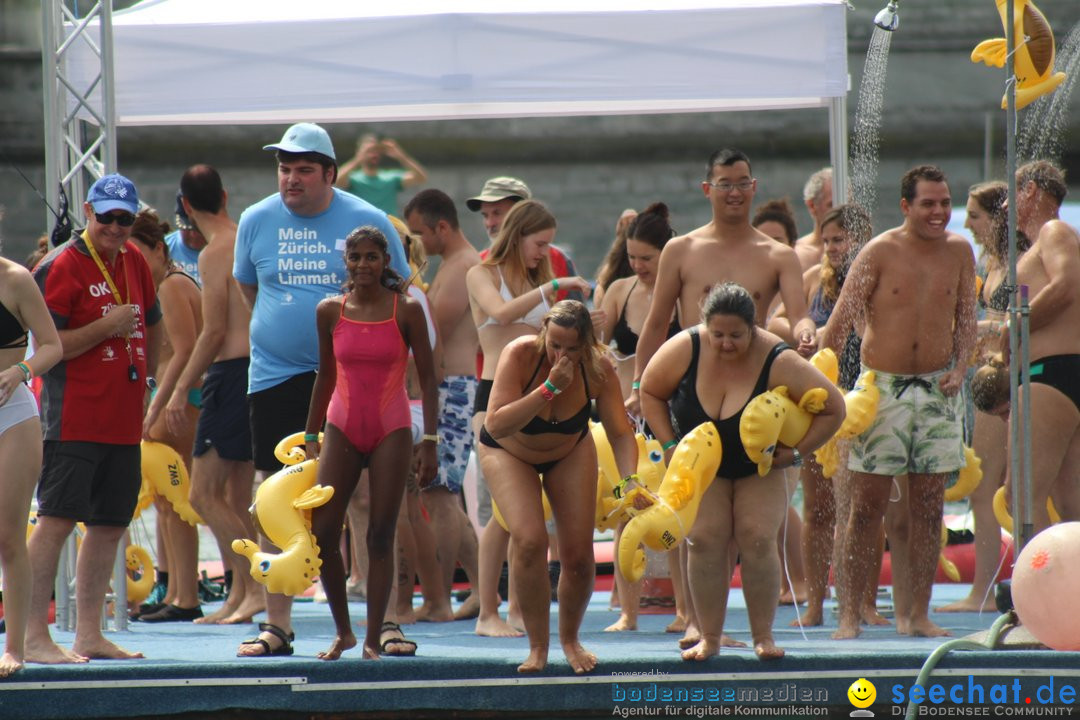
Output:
[82, 231, 138, 382]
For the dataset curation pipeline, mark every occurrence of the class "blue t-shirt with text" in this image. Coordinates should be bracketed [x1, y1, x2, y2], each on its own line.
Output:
[233, 189, 409, 393]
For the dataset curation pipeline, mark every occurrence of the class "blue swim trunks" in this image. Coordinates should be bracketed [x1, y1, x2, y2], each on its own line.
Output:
[427, 375, 478, 494]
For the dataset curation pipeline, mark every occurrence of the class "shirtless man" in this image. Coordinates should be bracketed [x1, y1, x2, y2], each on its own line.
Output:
[1002, 160, 1080, 534]
[822, 165, 976, 640]
[404, 189, 483, 622]
[630, 148, 817, 650]
[793, 167, 834, 271]
[162, 164, 260, 625]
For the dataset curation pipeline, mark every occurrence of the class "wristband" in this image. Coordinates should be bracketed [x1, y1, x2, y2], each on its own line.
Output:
[662, 439, 678, 451]
[552, 278, 560, 292]
[613, 473, 638, 500]
[422, 433, 440, 444]
[303, 433, 319, 443]
[631, 380, 641, 390]
[16, 362, 33, 382]
[543, 379, 561, 396]
[539, 384, 556, 402]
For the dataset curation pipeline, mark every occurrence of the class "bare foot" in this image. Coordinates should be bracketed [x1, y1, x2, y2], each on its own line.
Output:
[24, 638, 88, 665]
[778, 590, 808, 606]
[721, 634, 747, 648]
[0, 652, 25, 677]
[793, 607, 823, 627]
[861, 605, 891, 626]
[665, 615, 688, 634]
[73, 636, 144, 660]
[222, 596, 266, 625]
[507, 611, 525, 633]
[562, 641, 597, 674]
[681, 638, 719, 661]
[361, 643, 381, 660]
[937, 597, 997, 613]
[453, 593, 480, 621]
[317, 632, 357, 661]
[415, 601, 454, 623]
[677, 631, 700, 650]
[475, 613, 524, 638]
[194, 604, 241, 625]
[603, 614, 637, 632]
[754, 638, 785, 660]
[832, 620, 861, 640]
[396, 609, 417, 625]
[517, 646, 548, 673]
[907, 618, 952, 638]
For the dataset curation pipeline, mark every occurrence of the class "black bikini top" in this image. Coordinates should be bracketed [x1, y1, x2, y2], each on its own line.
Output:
[610, 279, 681, 356]
[519, 357, 592, 435]
[980, 280, 1011, 313]
[669, 327, 790, 479]
[0, 300, 28, 350]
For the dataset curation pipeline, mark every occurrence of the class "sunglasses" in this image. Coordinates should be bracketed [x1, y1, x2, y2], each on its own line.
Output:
[95, 212, 136, 227]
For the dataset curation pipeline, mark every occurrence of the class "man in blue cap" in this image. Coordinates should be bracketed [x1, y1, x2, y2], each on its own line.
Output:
[27, 173, 163, 663]
[232, 123, 411, 657]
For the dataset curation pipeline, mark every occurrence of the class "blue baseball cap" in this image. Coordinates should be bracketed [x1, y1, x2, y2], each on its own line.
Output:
[263, 122, 336, 162]
[87, 174, 139, 215]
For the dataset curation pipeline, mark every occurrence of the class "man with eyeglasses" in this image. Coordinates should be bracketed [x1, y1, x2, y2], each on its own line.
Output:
[631, 149, 816, 414]
[27, 173, 163, 663]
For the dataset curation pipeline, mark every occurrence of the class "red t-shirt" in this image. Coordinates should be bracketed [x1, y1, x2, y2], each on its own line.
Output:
[34, 233, 162, 444]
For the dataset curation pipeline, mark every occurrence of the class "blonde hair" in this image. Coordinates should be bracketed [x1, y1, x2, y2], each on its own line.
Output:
[389, 215, 427, 289]
[482, 199, 555, 290]
[534, 300, 607, 388]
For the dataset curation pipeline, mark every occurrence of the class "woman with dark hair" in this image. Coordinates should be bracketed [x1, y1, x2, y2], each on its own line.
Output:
[598, 202, 680, 400]
[938, 181, 1027, 614]
[641, 282, 844, 661]
[752, 198, 799, 247]
[596, 201, 684, 633]
[304, 225, 439, 660]
[479, 299, 644, 673]
[129, 209, 206, 622]
[593, 208, 638, 307]
[0, 250, 62, 676]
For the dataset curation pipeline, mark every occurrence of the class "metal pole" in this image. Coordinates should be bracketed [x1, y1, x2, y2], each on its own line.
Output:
[983, 112, 993, 182]
[829, 95, 850, 203]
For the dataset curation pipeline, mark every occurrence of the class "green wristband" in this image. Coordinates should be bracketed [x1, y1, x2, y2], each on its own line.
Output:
[303, 433, 319, 443]
[543, 379, 560, 395]
[552, 278, 560, 292]
[631, 381, 641, 390]
[662, 439, 678, 451]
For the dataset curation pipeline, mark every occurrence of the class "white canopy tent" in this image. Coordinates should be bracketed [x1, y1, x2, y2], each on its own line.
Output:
[72, 0, 850, 125]
[49, 0, 850, 221]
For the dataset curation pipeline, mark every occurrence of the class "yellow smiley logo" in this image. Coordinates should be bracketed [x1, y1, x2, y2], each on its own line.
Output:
[848, 678, 876, 709]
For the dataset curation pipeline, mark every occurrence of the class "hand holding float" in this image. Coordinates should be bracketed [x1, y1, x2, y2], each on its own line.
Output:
[739, 385, 829, 477]
[593, 424, 666, 532]
[616, 422, 721, 582]
[231, 433, 334, 597]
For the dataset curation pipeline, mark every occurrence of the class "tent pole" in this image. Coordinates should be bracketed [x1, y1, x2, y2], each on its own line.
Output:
[829, 96, 850, 202]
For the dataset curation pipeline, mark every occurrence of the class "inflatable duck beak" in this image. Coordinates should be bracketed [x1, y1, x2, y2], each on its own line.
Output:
[874, 0, 899, 32]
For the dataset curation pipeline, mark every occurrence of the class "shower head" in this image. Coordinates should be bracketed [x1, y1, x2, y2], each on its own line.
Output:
[874, 0, 899, 32]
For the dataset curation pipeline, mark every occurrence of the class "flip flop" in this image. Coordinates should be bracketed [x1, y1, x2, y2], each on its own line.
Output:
[379, 621, 417, 657]
[237, 622, 294, 657]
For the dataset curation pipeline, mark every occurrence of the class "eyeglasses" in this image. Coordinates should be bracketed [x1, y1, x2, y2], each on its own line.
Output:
[95, 212, 136, 227]
[706, 179, 755, 192]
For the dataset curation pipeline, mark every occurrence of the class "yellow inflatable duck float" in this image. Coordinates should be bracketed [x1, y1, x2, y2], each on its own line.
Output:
[992, 485, 1060, 535]
[944, 445, 982, 502]
[739, 385, 829, 477]
[492, 484, 551, 532]
[810, 347, 839, 385]
[938, 524, 961, 583]
[126, 545, 156, 605]
[971, 0, 1066, 109]
[837, 369, 880, 439]
[140, 440, 203, 526]
[231, 433, 335, 597]
[593, 423, 666, 532]
[617, 422, 721, 583]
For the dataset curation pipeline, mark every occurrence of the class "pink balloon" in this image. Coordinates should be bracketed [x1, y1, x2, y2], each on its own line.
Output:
[1011, 522, 1080, 651]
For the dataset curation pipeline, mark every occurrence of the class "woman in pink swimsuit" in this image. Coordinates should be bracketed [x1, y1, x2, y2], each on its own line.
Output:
[305, 226, 438, 660]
